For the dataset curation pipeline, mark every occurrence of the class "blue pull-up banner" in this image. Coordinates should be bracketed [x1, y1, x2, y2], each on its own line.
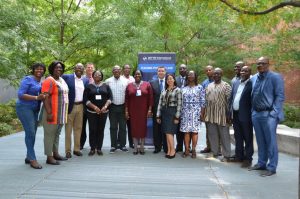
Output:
[138, 52, 176, 81]
[138, 52, 176, 145]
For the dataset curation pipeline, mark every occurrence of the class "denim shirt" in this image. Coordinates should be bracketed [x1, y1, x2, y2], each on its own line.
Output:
[17, 75, 41, 109]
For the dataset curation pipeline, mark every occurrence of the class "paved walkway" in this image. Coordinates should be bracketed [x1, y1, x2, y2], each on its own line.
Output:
[0, 122, 298, 199]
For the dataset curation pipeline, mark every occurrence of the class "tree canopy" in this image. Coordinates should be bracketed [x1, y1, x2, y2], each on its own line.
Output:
[1, 0, 299, 84]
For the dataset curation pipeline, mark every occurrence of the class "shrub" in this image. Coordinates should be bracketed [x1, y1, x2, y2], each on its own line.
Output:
[282, 104, 300, 128]
[0, 100, 23, 137]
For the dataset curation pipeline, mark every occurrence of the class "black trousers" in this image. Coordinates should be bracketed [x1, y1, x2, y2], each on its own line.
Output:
[127, 119, 133, 147]
[233, 111, 254, 161]
[87, 112, 108, 151]
[109, 104, 127, 148]
[152, 110, 167, 153]
[80, 111, 87, 149]
[176, 124, 184, 151]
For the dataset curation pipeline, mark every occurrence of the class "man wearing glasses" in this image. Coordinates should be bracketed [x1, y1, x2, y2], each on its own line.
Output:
[249, 57, 285, 177]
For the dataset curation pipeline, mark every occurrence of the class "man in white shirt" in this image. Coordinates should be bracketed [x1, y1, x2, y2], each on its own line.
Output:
[106, 65, 129, 153]
[229, 65, 254, 167]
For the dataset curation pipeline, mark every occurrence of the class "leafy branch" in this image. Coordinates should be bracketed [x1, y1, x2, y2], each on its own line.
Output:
[219, 0, 300, 15]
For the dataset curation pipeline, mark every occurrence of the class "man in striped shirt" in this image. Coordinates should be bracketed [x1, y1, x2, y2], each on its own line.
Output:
[204, 68, 232, 162]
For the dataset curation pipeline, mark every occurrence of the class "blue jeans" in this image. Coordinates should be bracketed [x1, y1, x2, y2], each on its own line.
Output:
[252, 111, 278, 172]
[16, 103, 39, 161]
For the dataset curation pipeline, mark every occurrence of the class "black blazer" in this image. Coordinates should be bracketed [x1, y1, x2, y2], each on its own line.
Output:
[175, 76, 185, 88]
[229, 79, 252, 122]
[150, 79, 161, 114]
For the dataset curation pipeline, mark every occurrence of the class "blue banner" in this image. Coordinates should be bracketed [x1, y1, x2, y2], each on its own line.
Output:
[138, 52, 176, 145]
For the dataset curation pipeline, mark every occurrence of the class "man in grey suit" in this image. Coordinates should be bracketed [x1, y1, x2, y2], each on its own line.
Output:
[175, 64, 187, 152]
[150, 66, 167, 153]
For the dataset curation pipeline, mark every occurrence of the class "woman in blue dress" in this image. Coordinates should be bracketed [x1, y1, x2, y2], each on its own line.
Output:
[180, 70, 205, 158]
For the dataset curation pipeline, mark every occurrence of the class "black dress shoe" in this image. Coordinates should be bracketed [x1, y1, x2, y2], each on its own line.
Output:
[248, 164, 266, 171]
[46, 160, 60, 165]
[133, 151, 138, 155]
[165, 154, 170, 158]
[167, 154, 176, 159]
[66, 152, 72, 159]
[175, 148, 183, 153]
[73, 151, 83, 156]
[139, 151, 145, 155]
[153, 149, 161, 154]
[97, 150, 103, 156]
[260, 170, 276, 177]
[241, 160, 252, 168]
[25, 158, 30, 164]
[200, 148, 211, 153]
[88, 150, 95, 156]
[54, 155, 68, 161]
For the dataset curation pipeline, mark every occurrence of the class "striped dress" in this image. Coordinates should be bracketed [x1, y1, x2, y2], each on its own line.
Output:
[204, 81, 231, 126]
[41, 76, 69, 124]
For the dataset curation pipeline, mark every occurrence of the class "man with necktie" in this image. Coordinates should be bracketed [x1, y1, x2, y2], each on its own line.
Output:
[150, 66, 167, 153]
[249, 57, 285, 177]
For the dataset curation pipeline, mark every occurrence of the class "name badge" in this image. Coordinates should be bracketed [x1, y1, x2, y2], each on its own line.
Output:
[136, 89, 142, 96]
[95, 95, 102, 100]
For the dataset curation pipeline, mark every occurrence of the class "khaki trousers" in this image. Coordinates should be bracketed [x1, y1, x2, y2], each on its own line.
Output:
[65, 104, 83, 153]
[42, 109, 63, 156]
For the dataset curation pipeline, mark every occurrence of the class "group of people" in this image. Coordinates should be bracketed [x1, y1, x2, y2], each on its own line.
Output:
[16, 56, 284, 177]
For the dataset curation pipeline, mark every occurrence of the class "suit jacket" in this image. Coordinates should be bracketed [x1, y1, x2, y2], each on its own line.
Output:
[229, 79, 252, 122]
[175, 76, 185, 88]
[62, 74, 89, 114]
[150, 79, 161, 114]
[252, 71, 285, 122]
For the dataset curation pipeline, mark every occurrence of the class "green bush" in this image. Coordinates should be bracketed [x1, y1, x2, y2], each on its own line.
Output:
[0, 122, 14, 137]
[282, 104, 300, 128]
[0, 100, 22, 137]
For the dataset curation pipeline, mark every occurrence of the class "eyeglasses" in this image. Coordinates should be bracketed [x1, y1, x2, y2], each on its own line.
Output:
[257, 62, 268, 65]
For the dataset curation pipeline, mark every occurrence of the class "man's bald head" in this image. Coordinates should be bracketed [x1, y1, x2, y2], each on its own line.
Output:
[234, 61, 245, 76]
[256, 56, 270, 74]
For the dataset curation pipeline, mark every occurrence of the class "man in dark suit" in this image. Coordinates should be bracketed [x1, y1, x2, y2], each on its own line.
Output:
[62, 63, 89, 158]
[150, 66, 167, 153]
[229, 65, 254, 168]
[80, 63, 95, 150]
[249, 57, 285, 177]
[175, 64, 187, 152]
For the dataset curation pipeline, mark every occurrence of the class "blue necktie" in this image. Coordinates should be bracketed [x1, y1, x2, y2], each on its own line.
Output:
[159, 79, 163, 92]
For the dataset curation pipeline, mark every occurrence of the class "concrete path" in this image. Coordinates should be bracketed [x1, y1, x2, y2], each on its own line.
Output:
[0, 122, 298, 199]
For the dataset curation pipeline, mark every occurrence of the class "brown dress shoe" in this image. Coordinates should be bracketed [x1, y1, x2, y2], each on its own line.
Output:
[73, 151, 83, 156]
[30, 160, 42, 169]
[54, 155, 68, 161]
[46, 159, 60, 165]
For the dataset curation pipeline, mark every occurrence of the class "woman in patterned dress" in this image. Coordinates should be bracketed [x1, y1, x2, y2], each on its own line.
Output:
[180, 71, 205, 158]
